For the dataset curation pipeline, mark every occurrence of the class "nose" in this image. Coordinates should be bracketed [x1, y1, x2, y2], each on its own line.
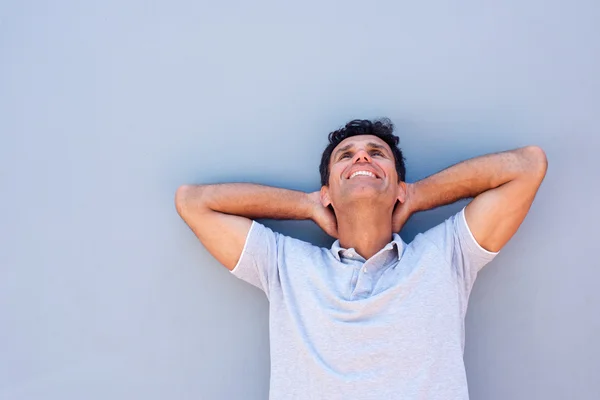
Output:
[353, 149, 371, 163]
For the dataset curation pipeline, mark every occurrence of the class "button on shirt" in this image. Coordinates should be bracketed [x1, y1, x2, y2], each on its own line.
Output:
[331, 236, 401, 300]
[231, 207, 499, 400]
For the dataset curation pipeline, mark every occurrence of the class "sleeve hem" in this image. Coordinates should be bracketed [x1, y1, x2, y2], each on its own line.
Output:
[460, 207, 499, 256]
[231, 220, 256, 274]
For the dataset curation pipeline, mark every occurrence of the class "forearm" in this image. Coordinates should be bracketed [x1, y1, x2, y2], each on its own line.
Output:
[176, 183, 314, 220]
[410, 146, 546, 213]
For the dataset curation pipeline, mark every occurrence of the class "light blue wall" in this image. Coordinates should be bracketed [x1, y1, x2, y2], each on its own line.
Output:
[1, 1, 598, 399]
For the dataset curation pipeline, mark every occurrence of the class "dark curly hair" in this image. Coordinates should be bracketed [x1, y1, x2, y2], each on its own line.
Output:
[319, 118, 406, 186]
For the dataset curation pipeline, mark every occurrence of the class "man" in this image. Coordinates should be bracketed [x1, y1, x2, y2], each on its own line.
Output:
[175, 119, 547, 400]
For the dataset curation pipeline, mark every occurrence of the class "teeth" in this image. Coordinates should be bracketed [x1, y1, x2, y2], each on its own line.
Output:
[350, 171, 376, 179]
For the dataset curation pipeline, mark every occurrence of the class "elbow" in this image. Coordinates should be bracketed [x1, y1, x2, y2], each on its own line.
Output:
[175, 185, 192, 216]
[522, 146, 548, 179]
[175, 184, 209, 217]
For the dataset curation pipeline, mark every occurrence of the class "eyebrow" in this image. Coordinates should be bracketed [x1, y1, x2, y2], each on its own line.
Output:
[333, 142, 390, 159]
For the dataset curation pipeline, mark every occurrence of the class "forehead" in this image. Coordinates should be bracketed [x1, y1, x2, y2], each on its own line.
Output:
[333, 135, 392, 153]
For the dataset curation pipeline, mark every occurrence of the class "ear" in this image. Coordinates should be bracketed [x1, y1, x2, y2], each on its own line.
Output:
[320, 185, 332, 208]
[396, 181, 408, 204]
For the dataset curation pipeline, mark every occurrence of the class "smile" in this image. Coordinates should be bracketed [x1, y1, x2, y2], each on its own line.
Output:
[349, 171, 377, 179]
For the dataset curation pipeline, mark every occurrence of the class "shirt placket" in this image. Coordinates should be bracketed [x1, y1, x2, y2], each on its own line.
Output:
[349, 249, 397, 298]
[352, 260, 374, 298]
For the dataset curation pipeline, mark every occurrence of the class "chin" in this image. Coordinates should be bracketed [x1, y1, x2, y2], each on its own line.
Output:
[339, 190, 390, 206]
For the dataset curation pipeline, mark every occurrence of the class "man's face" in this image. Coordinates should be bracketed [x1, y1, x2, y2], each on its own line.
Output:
[321, 135, 404, 211]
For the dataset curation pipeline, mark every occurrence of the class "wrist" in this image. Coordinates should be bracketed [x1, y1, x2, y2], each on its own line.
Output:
[407, 182, 422, 214]
[305, 191, 320, 220]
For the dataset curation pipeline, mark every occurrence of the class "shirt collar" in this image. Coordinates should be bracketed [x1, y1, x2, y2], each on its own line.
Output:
[330, 234, 405, 262]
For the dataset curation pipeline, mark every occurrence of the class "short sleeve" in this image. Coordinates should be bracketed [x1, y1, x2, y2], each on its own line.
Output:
[454, 206, 499, 274]
[230, 221, 281, 299]
[423, 207, 499, 296]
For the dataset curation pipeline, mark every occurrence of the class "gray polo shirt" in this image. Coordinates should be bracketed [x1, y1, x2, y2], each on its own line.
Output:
[231, 207, 498, 400]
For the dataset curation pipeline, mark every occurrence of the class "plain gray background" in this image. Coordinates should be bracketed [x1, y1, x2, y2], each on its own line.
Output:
[1, 0, 599, 399]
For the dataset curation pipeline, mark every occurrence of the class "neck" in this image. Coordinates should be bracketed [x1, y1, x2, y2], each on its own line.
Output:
[336, 202, 394, 260]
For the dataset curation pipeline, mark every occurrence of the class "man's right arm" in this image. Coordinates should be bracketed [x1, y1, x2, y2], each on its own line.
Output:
[174, 183, 319, 271]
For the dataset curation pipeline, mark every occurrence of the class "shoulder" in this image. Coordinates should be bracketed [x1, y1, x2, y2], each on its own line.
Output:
[245, 220, 326, 257]
[415, 207, 499, 269]
[413, 212, 460, 258]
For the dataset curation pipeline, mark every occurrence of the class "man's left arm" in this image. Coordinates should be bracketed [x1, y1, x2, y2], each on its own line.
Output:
[398, 146, 548, 252]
